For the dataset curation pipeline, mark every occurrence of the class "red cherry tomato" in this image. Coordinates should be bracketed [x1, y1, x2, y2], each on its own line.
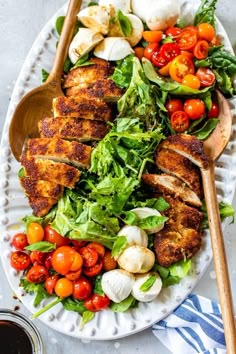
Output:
[30, 250, 46, 265]
[170, 111, 190, 133]
[143, 42, 159, 60]
[196, 67, 215, 87]
[159, 43, 181, 62]
[51, 246, 83, 275]
[79, 246, 98, 267]
[165, 26, 182, 37]
[208, 102, 219, 118]
[183, 26, 199, 35]
[176, 28, 198, 51]
[193, 40, 209, 59]
[169, 54, 195, 83]
[10, 251, 31, 271]
[44, 251, 53, 269]
[26, 265, 49, 283]
[65, 268, 82, 281]
[70, 240, 87, 250]
[102, 250, 117, 271]
[72, 276, 92, 300]
[11, 233, 28, 250]
[83, 258, 103, 277]
[44, 225, 69, 247]
[87, 242, 105, 258]
[45, 275, 59, 295]
[151, 50, 168, 68]
[165, 98, 184, 116]
[84, 294, 110, 312]
[184, 98, 206, 120]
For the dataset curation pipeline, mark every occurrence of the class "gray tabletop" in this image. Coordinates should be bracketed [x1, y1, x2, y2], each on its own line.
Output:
[0, 1, 236, 353]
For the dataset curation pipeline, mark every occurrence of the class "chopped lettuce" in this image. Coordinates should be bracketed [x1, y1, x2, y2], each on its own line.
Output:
[154, 259, 192, 287]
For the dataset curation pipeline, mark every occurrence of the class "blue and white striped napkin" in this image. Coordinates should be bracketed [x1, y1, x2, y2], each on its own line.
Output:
[152, 294, 226, 354]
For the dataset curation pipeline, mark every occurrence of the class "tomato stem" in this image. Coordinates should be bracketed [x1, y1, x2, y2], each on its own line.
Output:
[31, 297, 62, 319]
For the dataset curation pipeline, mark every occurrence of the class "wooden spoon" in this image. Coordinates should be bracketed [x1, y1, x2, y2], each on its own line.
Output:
[9, 0, 83, 161]
[201, 90, 236, 353]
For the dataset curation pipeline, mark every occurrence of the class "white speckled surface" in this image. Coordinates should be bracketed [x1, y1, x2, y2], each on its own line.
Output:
[0, 1, 236, 353]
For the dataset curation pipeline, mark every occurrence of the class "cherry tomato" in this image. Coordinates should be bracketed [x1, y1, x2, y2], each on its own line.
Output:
[27, 222, 44, 245]
[170, 111, 190, 133]
[151, 50, 168, 68]
[72, 276, 92, 300]
[176, 28, 198, 51]
[44, 251, 53, 269]
[208, 102, 219, 118]
[87, 242, 105, 258]
[165, 26, 182, 37]
[196, 67, 215, 87]
[45, 275, 59, 295]
[102, 250, 117, 271]
[83, 258, 103, 277]
[159, 43, 181, 62]
[182, 74, 201, 89]
[12, 233, 28, 250]
[165, 98, 184, 116]
[193, 40, 209, 59]
[169, 54, 194, 83]
[84, 294, 110, 312]
[143, 43, 159, 60]
[158, 61, 172, 76]
[181, 50, 194, 59]
[30, 250, 46, 265]
[70, 240, 87, 250]
[142, 30, 163, 43]
[198, 23, 215, 42]
[26, 265, 49, 283]
[44, 225, 69, 247]
[134, 46, 144, 59]
[184, 98, 206, 120]
[183, 26, 199, 35]
[51, 246, 83, 275]
[54, 278, 73, 298]
[79, 246, 98, 267]
[211, 35, 221, 46]
[65, 268, 82, 281]
[10, 251, 31, 271]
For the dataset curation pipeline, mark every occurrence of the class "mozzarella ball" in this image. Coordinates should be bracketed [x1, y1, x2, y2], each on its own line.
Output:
[101, 269, 135, 303]
[94, 37, 134, 60]
[132, 272, 162, 302]
[78, 5, 110, 35]
[146, 0, 180, 31]
[99, 0, 131, 14]
[117, 225, 148, 247]
[125, 14, 144, 47]
[117, 246, 155, 273]
[131, 207, 165, 234]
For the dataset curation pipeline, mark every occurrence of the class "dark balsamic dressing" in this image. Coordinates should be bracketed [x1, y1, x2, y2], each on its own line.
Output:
[0, 320, 33, 354]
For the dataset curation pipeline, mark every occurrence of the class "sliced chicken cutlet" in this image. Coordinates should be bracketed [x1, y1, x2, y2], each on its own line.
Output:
[38, 117, 109, 142]
[28, 196, 59, 217]
[20, 176, 64, 199]
[26, 138, 91, 169]
[159, 134, 209, 169]
[20, 155, 81, 189]
[142, 173, 202, 207]
[66, 79, 124, 102]
[153, 195, 203, 267]
[53, 96, 112, 121]
[155, 148, 202, 198]
[63, 58, 114, 89]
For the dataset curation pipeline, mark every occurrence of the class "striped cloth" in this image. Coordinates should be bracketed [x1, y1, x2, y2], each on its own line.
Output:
[152, 294, 226, 354]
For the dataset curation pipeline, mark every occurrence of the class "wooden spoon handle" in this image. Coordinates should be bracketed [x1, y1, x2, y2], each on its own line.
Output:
[48, 0, 83, 82]
[201, 162, 236, 353]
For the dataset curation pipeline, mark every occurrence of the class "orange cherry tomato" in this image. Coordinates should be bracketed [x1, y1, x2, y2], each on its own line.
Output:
[65, 268, 82, 281]
[55, 278, 73, 298]
[198, 23, 215, 42]
[142, 30, 163, 43]
[165, 98, 184, 116]
[87, 242, 105, 258]
[51, 246, 83, 275]
[158, 61, 172, 76]
[176, 28, 198, 51]
[181, 50, 194, 59]
[208, 102, 219, 118]
[169, 54, 194, 83]
[134, 46, 144, 59]
[170, 111, 190, 133]
[211, 35, 221, 46]
[143, 42, 159, 60]
[184, 98, 206, 120]
[27, 222, 44, 245]
[193, 40, 209, 59]
[182, 74, 201, 89]
[103, 250, 117, 271]
[44, 225, 69, 247]
[196, 67, 215, 87]
[83, 258, 103, 277]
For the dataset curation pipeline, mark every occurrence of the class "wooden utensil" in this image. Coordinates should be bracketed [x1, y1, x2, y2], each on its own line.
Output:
[202, 90, 236, 353]
[9, 0, 83, 161]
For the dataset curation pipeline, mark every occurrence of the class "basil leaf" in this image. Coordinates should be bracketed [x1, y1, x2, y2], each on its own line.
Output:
[139, 275, 157, 292]
[88, 1, 98, 6]
[41, 68, 49, 83]
[80, 311, 95, 329]
[193, 118, 219, 140]
[112, 236, 128, 258]
[71, 54, 94, 70]
[62, 298, 86, 313]
[110, 295, 136, 312]
[153, 197, 170, 211]
[94, 275, 104, 296]
[123, 211, 139, 225]
[117, 10, 132, 37]
[18, 167, 25, 178]
[55, 16, 65, 35]
[138, 215, 168, 230]
[24, 241, 56, 252]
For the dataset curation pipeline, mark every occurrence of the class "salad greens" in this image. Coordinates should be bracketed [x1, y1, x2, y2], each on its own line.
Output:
[194, 0, 217, 27]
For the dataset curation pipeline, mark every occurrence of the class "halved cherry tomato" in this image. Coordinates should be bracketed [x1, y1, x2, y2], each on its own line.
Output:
[102, 250, 117, 271]
[165, 98, 184, 116]
[165, 26, 182, 37]
[45, 275, 59, 295]
[151, 50, 168, 68]
[198, 23, 215, 42]
[159, 43, 181, 62]
[196, 67, 215, 87]
[183, 26, 199, 35]
[211, 35, 221, 46]
[134, 46, 144, 59]
[84, 294, 110, 312]
[87, 242, 105, 258]
[182, 74, 201, 89]
[10, 251, 31, 271]
[73, 276, 92, 300]
[44, 251, 53, 269]
[208, 102, 219, 118]
[143, 43, 159, 60]
[181, 50, 194, 59]
[44, 225, 69, 247]
[70, 240, 87, 250]
[79, 246, 98, 267]
[30, 250, 46, 265]
[55, 278, 73, 298]
[65, 268, 82, 281]
[176, 28, 198, 51]
[170, 111, 190, 133]
[83, 258, 103, 277]
[27, 222, 44, 245]
[142, 30, 163, 43]
[193, 40, 209, 59]
[158, 61, 172, 76]
[169, 54, 194, 83]
[51, 246, 83, 275]
[11, 233, 28, 250]
[184, 98, 206, 120]
[26, 265, 49, 283]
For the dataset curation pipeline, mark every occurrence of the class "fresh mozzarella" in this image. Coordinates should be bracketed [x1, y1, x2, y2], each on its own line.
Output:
[94, 37, 134, 60]
[68, 28, 103, 64]
[101, 269, 135, 303]
[132, 272, 162, 302]
[117, 225, 148, 247]
[77, 5, 110, 35]
[131, 207, 165, 234]
[117, 246, 155, 273]
[131, 0, 153, 21]
[125, 14, 144, 47]
[145, 0, 180, 31]
[98, 0, 131, 14]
